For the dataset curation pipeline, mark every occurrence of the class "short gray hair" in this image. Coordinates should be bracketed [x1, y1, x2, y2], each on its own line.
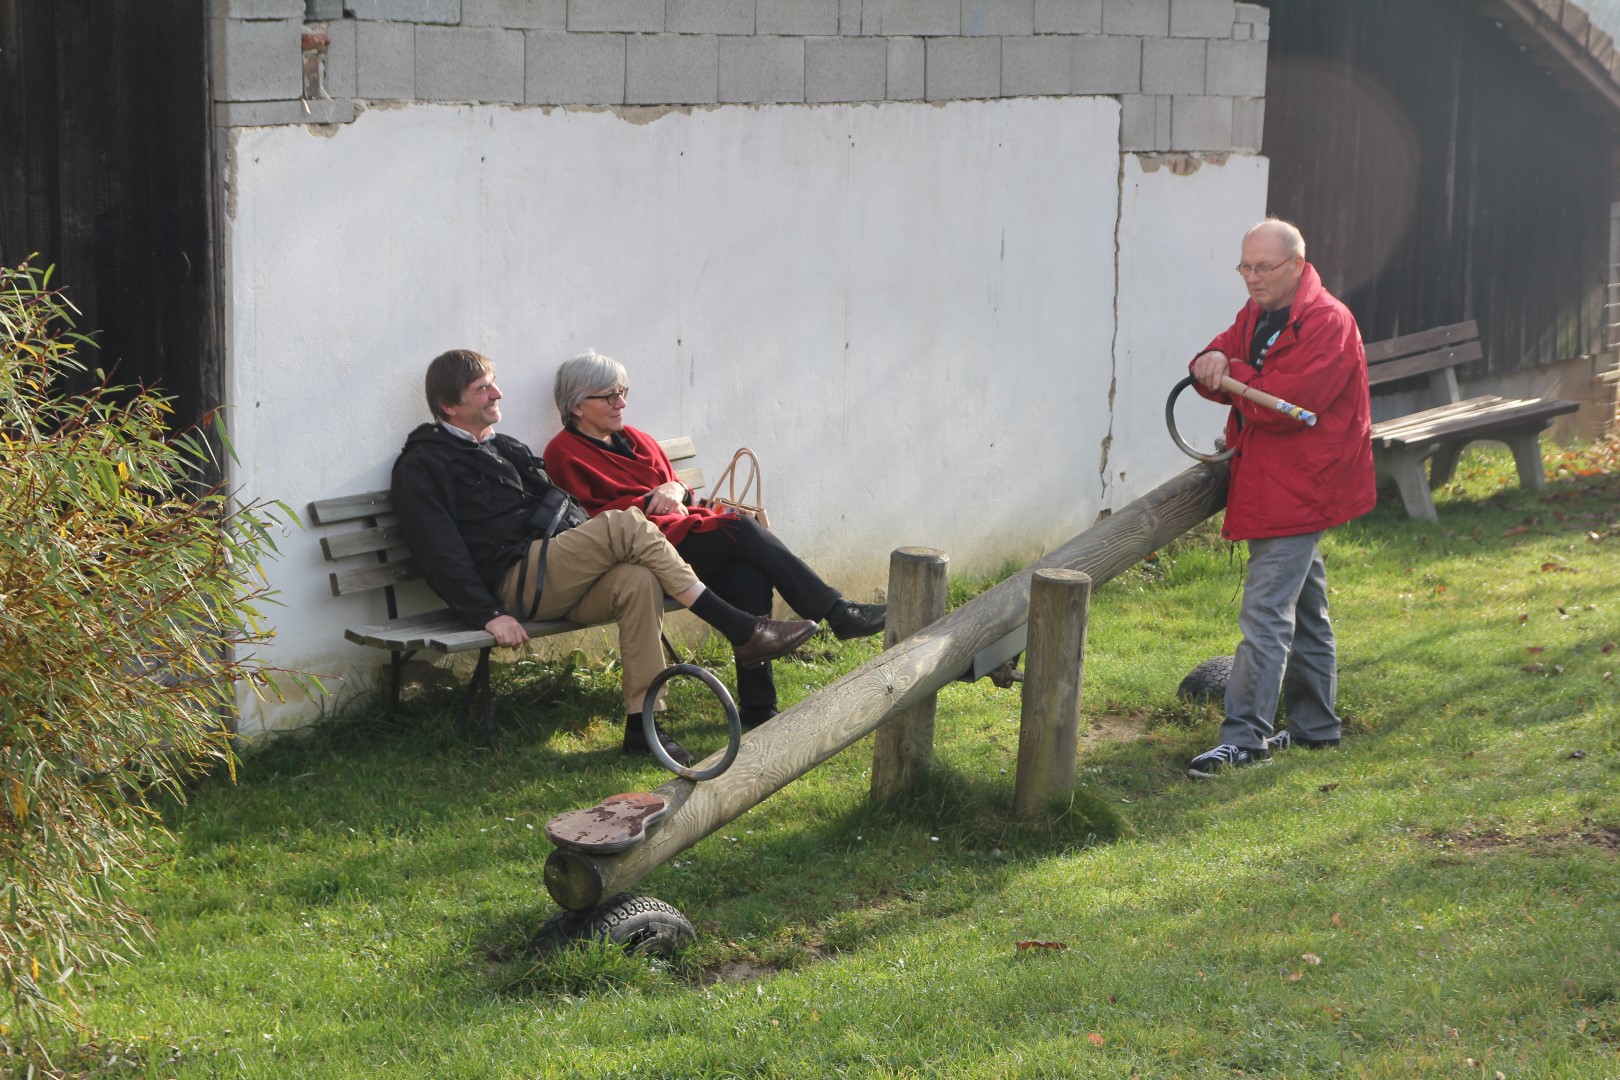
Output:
[554, 349, 629, 427]
[1245, 217, 1306, 260]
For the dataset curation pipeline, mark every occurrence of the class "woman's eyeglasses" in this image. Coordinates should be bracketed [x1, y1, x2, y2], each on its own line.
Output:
[584, 388, 630, 404]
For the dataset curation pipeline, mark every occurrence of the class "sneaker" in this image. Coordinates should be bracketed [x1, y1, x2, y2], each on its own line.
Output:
[1186, 743, 1270, 780]
[1266, 730, 1341, 752]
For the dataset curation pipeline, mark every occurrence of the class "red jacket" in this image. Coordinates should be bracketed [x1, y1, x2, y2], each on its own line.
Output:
[1191, 262, 1376, 541]
[543, 424, 734, 546]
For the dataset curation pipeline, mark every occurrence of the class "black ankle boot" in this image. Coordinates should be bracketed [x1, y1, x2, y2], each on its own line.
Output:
[825, 599, 887, 640]
[623, 714, 694, 767]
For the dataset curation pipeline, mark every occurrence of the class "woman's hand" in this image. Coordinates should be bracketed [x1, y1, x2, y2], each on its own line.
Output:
[646, 480, 689, 517]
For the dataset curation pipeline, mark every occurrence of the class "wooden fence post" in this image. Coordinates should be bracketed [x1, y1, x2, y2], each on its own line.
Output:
[1012, 569, 1092, 819]
[869, 547, 949, 801]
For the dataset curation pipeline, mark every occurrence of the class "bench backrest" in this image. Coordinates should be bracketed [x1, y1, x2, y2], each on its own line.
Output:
[1364, 319, 1480, 405]
[309, 437, 703, 604]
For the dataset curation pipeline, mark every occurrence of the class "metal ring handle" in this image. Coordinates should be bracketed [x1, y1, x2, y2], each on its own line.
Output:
[1166, 375, 1236, 463]
[640, 663, 742, 782]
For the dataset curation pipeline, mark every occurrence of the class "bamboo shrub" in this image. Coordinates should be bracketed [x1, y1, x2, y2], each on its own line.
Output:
[0, 261, 312, 1063]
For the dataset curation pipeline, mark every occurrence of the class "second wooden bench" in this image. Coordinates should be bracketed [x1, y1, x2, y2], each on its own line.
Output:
[1366, 320, 1579, 521]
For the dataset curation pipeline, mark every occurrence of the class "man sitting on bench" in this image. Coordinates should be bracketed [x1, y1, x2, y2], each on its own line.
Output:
[391, 349, 818, 766]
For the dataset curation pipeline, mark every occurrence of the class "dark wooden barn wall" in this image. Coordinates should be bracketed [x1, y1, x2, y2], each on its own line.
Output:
[1264, 0, 1615, 375]
[0, 0, 218, 430]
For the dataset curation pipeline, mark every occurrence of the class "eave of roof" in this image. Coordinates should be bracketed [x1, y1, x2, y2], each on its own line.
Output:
[1472, 0, 1620, 125]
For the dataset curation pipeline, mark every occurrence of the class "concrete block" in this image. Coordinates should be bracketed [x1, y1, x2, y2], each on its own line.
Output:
[305, 0, 344, 17]
[463, 0, 565, 28]
[720, 36, 803, 102]
[805, 36, 887, 101]
[862, 0, 959, 36]
[1170, 93, 1232, 150]
[1232, 94, 1264, 150]
[228, 0, 304, 16]
[1170, 0, 1233, 38]
[356, 19, 414, 99]
[345, 0, 460, 22]
[1120, 92, 1168, 150]
[416, 25, 524, 101]
[320, 17, 357, 99]
[1072, 33, 1139, 94]
[1002, 35, 1071, 95]
[626, 34, 719, 103]
[840, 0, 863, 35]
[1034, 0, 1100, 34]
[215, 97, 356, 125]
[1255, 22, 1267, 41]
[669, 0, 754, 34]
[1232, 21, 1250, 40]
[1101, 0, 1166, 36]
[213, 18, 303, 101]
[759, 0, 838, 35]
[964, 0, 1035, 36]
[525, 30, 625, 103]
[1206, 38, 1264, 96]
[888, 36, 925, 97]
[1142, 37, 1204, 94]
[568, 0, 662, 32]
[926, 36, 1000, 99]
[1233, 2, 1266, 22]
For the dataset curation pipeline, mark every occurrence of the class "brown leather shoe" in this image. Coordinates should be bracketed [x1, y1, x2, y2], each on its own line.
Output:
[623, 714, 695, 767]
[733, 617, 818, 669]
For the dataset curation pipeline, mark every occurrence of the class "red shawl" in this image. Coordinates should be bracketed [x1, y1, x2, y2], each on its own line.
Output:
[543, 424, 733, 546]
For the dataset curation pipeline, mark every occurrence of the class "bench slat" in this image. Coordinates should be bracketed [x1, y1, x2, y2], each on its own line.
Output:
[1373, 397, 1579, 447]
[310, 490, 393, 525]
[320, 523, 408, 561]
[329, 558, 422, 597]
[1366, 340, 1483, 386]
[658, 436, 697, 464]
[1363, 320, 1479, 365]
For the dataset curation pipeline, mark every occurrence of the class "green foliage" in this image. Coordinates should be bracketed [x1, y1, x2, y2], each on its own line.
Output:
[0, 261, 308, 1063]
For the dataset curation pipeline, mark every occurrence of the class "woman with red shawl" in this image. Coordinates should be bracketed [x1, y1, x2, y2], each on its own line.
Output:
[544, 350, 886, 728]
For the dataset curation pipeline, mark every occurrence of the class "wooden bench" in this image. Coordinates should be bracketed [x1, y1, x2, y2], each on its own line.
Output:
[1366, 320, 1579, 521]
[309, 437, 704, 747]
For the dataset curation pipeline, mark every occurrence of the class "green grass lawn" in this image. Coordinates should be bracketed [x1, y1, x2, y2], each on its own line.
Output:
[68, 443, 1620, 1078]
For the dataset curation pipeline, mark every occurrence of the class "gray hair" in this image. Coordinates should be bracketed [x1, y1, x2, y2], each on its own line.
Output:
[1245, 217, 1306, 260]
[554, 349, 629, 427]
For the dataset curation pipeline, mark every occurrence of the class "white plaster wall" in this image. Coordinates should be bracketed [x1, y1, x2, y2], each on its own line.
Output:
[1112, 154, 1272, 507]
[222, 98, 1266, 735]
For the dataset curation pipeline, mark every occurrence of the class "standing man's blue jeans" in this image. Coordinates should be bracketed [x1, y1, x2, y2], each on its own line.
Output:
[1221, 531, 1341, 750]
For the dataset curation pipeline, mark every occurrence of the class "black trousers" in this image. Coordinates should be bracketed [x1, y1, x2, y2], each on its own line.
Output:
[676, 515, 841, 716]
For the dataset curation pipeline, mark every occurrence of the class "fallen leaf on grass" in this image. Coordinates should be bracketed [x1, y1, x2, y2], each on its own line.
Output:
[1542, 562, 1575, 573]
[1286, 971, 1304, 982]
[1015, 940, 1068, 952]
[1331, 912, 1342, 928]
[1087, 1032, 1105, 1047]
[1526, 646, 1546, 655]
[1302, 953, 1322, 965]
[1602, 642, 1616, 654]
[1319, 782, 1340, 793]
[1502, 526, 1531, 537]
[1522, 663, 1545, 673]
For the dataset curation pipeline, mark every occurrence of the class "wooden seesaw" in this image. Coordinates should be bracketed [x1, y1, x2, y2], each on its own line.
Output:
[534, 460, 1230, 954]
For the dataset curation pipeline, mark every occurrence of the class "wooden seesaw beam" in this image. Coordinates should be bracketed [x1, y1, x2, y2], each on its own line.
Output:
[543, 460, 1229, 911]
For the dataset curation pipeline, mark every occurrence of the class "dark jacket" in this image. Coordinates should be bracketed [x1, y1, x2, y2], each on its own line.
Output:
[390, 423, 569, 628]
[1190, 262, 1376, 541]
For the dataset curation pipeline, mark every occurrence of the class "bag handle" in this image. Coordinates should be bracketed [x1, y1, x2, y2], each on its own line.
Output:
[711, 447, 762, 510]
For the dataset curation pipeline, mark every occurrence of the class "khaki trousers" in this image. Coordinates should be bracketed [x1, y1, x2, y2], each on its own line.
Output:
[498, 507, 700, 714]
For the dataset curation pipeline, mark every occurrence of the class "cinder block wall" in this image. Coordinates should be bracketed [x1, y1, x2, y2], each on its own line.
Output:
[210, 0, 1270, 151]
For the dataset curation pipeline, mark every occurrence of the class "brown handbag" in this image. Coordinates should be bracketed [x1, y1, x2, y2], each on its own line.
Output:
[701, 446, 770, 530]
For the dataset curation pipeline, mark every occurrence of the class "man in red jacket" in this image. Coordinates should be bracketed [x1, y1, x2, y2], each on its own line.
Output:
[1185, 219, 1376, 779]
